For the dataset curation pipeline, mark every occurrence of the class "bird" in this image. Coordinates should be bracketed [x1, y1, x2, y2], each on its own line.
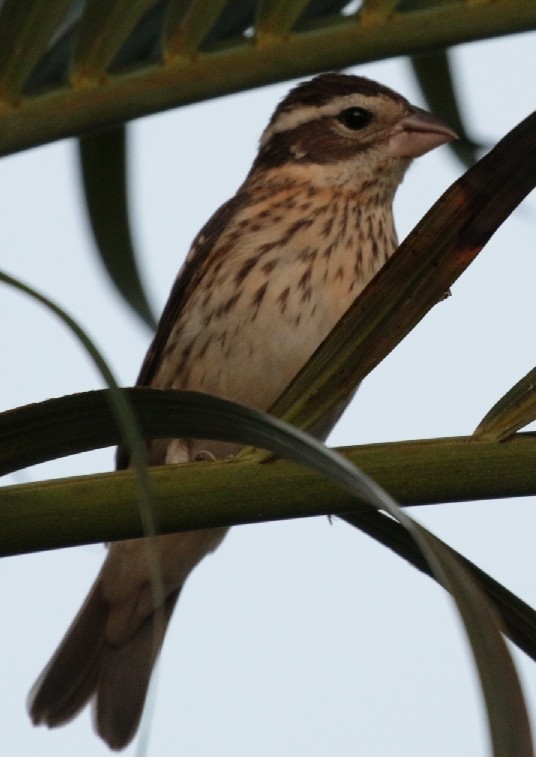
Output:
[28, 72, 456, 750]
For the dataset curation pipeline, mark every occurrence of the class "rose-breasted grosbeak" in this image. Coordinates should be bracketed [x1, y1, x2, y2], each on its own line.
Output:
[29, 73, 456, 749]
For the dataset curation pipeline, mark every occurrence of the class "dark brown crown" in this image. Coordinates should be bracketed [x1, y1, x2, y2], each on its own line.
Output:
[268, 72, 407, 127]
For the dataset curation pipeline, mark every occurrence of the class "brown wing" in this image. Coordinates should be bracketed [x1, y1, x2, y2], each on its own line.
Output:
[116, 190, 250, 470]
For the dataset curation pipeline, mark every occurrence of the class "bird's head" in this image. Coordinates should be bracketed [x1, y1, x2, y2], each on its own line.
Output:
[253, 72, 457, 192]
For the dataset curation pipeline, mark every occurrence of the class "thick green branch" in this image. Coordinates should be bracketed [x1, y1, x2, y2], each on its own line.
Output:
[2, 433, 535, 557]
[0, 1, 534, 156]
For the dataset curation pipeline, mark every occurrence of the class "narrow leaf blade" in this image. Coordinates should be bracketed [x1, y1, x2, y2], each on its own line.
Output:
[475, 367, 536, 441]
[78, 126, 157, 330]
[0, 0, 72, 99]
[163, 0, 230, 57]
[0, 384, 533, 754]
[71, 0, 157, 81]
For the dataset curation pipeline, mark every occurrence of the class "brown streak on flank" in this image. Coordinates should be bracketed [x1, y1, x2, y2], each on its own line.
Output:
[198, 334, 213, 360]
[262, 258, 279, 275]
[282, 197, 297, 210]
[323, 242, 334, 260]
[181, 342, 193, 362]
[297, 248, 317, 262]
[360, 179, 377, 193]
[335, 266, 344, 280]
[298, 265, 314, 302]
[251, 281, 269, 319]
[278, 286, 290, 313]
[257, 240, 282, 255]
[215, 291, 242, 318]
[377, 216, 385, 240]
[161, 338, 177, 362]
[340, 204, 349, 240]
[354, 249, 363, 274]
[322, 215, 334, 237]
[277, 217, 314, 246]
[314, 203, 330, 218]
[298, 268, 312, 290]
[235, 254, 260, 285]
[205, 256, 226, 287]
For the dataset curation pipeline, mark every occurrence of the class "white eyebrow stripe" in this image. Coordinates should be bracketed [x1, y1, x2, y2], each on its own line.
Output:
[260, 93, 384, 146]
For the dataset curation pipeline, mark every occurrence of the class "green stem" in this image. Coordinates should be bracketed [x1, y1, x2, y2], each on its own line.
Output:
[2, 433, 535, 556]
[0, 1, 534, 156]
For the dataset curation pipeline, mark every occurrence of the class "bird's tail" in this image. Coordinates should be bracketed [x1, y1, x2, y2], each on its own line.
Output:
[28, 579, 180, 750]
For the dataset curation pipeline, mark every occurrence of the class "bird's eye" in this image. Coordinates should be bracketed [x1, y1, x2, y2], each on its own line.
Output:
[337, 107, 372, 131]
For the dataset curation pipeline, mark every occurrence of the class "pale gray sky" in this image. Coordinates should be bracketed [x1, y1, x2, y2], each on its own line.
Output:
[1, 31, 535, 757]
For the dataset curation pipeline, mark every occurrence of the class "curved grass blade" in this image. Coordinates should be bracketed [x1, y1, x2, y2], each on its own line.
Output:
[0, 0, 72, 100]
[0, 269, 163, 607]
[410, 49, 483, 168]
[2, 390, 536, 499]
[407, 525, 532, 757]
[3, 394, 536, 666]
[0, 386, 531, 756]
[78, 126, 157, 331]
[344, 508, 536, 664]
[70, 0, 157, 82]
[475, 367, 536, 441]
